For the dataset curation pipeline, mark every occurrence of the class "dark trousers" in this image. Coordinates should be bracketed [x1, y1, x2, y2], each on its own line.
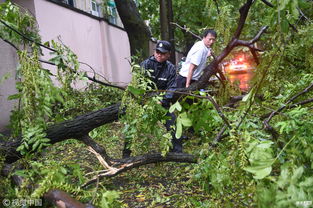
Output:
[175, 74, 196, 106]
[176, 74, 196, 88]
[165, 112, 176, 134]
[123, 108, 182, 157]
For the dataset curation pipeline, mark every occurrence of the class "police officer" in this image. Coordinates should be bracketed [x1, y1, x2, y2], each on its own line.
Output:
[141, 40, 176, 106]
[122, 40, 183, 158]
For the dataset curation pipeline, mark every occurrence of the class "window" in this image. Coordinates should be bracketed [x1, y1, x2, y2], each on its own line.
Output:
[61, 0, 75, 7]
[91, 1, 100, 17]
[107, 0, 117, 24]
[67, 0, 74, 6]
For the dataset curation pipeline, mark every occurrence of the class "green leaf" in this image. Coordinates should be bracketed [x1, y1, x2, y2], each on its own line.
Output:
[16, 145, 25, 152]
[244, 165, 272, 179]
[14, 170, 28, 177]
[43, 41, 50, 47]
[169, 101, 182, 113]
[8, 93, 22, 100]
[278, 0, 290, 11]
[291, 166, 304, 182]
[257, 141, 274, 149]
[40, 138, 50, 143]
[299, 177, 313, 187]
[127, 86, 145, 96]
[291, 0, 299, 19]
[80, 76, 89, 81]
[175, 120, 182, 139]
[281, 18, 289, 33]
[32, 140, 40, 151]
[60, 167, 68, 175]
[242, 86, 256, 102]
[179, 112, 192, 127]
[49, 55, 61, 66]
[242, 91, 252, 102]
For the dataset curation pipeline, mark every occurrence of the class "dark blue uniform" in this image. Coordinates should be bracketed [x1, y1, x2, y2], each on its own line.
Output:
[141, 56, 176, 106]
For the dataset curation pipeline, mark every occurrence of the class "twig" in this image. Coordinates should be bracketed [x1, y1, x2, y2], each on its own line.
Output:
[79, 135, 113, 165]
[289, 98, 313, 108]
[170, 22, 201, 40]
[0, 18, 57, 52]
[209, 124, 228, 149]
[213, 0, 220, 14]
[87, 146, 118, 173]
[89, 171, 99, 204]
[261, 98, 313, 119]
[265, 82, 313, 124]
[298, 7, 309, 21]
[79, 61, 109, 83]
[260, 0, 274, 8]
[235, 26, 268, 65]
[233, 0, 253, 39]
[39, 57, 126, 90]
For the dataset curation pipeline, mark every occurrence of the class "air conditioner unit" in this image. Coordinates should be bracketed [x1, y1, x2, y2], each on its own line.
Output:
[91, 10, 99, 17]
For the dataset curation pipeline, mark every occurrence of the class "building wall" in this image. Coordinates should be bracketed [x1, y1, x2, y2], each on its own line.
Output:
[99, 21, 131, 85]
[33, 0, 131, 85]
[0, 0, 131, 131]
[0, 40, 19, 132]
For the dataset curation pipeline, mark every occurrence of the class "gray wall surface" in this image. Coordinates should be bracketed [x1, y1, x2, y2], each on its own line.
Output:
[0, 39, 19, 132]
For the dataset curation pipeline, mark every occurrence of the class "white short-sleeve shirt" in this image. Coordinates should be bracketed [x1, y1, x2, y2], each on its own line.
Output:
[179, 40, 211, 80]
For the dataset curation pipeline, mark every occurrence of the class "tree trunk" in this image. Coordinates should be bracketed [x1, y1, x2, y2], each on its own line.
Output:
[159, 0, 176, 64]
[44, 189, 95, 208]
[114, 0, 151, 60]
[1, 103, 122, 163]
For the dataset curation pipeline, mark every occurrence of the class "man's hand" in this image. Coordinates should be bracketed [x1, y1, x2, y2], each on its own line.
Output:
[186, 63, 197, 88]
[208, 48, 214, 58]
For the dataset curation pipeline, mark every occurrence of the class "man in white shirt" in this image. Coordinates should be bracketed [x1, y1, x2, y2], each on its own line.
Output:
[177, 29, 217, 88]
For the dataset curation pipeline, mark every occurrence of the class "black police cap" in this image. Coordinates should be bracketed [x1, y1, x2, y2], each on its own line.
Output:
[155, 40, 171, 53]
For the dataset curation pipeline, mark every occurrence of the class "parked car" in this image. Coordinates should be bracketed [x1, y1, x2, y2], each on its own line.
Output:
[223, 56, 255, 74]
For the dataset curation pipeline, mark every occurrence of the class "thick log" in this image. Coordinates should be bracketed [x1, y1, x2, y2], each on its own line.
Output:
[83, 152, 196, 187]
[44, 189, 95, 208]
[1, 103, 122, 163]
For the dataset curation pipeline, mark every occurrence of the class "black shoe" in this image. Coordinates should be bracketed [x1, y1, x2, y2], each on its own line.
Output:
[122, 149, 131, 158]
[170, 139, 183, 153]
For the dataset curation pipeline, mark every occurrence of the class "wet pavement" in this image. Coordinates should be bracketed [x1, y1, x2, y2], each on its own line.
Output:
[227, 71, 254, 92]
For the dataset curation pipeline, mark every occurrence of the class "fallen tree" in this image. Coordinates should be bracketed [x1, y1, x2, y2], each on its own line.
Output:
[0, 0, 270, 181]
[1, 1, 313, 207]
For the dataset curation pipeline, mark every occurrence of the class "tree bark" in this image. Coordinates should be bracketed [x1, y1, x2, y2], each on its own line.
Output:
[160, 0, 176, 64]
[44, 189, 95, 208]
[114, 0, 151, 59]
[1, 103, 122, 163]
[83, 152, 196, 187]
